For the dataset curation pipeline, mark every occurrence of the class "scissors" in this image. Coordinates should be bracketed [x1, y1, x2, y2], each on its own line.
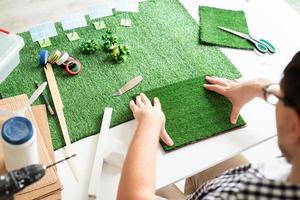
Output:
[218, 26, 276, 54]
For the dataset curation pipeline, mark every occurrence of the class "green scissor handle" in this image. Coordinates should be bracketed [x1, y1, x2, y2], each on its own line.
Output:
[249, 38, 268, 53]
[258, 39, 276, 53]
[255, 42, 268, 53]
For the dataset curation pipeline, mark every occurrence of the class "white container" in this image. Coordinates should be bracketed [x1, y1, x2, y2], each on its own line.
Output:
[0, 28, 24, 84]
[0, 116, 39, 171]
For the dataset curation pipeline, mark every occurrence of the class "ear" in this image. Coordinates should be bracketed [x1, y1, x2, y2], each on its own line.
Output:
[292, 111, 300, 143]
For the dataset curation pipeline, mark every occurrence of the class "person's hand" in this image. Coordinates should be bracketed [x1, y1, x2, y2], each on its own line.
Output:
[129, 93, 174, 146]
[203, 76, 263, 124]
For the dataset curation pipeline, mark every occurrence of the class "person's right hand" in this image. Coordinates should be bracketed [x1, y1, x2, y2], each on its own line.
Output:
[129, 93, 174, 146]
[203, 76, 263, 124]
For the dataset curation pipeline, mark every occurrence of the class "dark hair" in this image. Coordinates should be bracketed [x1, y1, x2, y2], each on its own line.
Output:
[281, 51, 300, 114]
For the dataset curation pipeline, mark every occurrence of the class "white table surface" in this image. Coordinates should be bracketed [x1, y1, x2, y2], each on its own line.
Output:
[54, 0, 300, 199]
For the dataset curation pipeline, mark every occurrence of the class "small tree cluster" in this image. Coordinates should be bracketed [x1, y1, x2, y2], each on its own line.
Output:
[111, 44, 131, 63]
[80, 39, 100, 54]
[102, 30, 131, 63]
[102, 30, 119, 51]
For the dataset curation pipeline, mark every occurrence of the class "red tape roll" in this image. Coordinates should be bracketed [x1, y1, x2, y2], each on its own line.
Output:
[64, 59, 82, 75]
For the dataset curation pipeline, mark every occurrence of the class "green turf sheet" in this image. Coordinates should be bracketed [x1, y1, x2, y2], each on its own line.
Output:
[286, 0, 300, 13]
[199, 6, 254, 50]
[144, 77, 246, 151]
[0, 0, 244, 150]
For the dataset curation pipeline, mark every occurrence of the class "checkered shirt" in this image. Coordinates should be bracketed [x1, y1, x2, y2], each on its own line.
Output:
[188, 164, 300, 200]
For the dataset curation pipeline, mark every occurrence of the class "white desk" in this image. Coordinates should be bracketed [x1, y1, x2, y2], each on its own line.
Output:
[53, 0, 300, 199]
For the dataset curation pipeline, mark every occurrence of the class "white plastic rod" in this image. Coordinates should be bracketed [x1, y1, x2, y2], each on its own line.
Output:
[17, 82, 47, 116]
[88, 107, 113, 199]
[0, 82, 47, 117]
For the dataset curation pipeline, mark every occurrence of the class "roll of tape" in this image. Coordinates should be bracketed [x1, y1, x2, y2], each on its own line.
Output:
[56, 51, 70, 65]
[39, 50, 49, 66]
[64, 59, 82, 75]
[48, 50, 62, 64]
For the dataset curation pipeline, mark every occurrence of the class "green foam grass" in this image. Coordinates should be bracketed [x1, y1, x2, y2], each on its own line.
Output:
[143, 77, 246, 151]
[199, 6, 254, 50]
[1, 0, 244, 150]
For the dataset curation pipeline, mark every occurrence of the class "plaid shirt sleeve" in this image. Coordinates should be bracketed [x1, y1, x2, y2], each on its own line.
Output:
[188, 164, 300, 200]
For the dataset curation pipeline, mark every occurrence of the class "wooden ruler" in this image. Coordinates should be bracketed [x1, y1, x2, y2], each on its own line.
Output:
[44, 63, 79, 181]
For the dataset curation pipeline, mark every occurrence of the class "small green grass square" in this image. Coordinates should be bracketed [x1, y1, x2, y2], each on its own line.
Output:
[93, 21, 106, 30]
[120, 19, 132, 27]
[38, 38, 52, 47]
[199, 6, 254, 50]
[66, 32, 80, 41]
[144, 77, 246, 152]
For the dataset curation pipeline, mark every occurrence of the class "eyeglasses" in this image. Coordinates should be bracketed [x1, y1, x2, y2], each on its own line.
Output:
[263, 83, 300, 116]
[262, 84, 283, 105]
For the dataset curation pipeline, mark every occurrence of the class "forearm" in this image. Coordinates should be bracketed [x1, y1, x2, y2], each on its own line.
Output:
[246, 78, 274, 99]
[117, 120, 161, 200]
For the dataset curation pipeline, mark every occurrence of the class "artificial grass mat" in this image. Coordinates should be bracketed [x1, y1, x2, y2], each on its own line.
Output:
[143, 76, 246, 151]
[199, 6, 254, 50]
[0, 0, 245, 150]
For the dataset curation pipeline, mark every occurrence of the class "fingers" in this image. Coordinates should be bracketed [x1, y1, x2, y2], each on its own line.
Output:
[153, 97, 161, 109]
[230, 105, 241, 124]
[203, 84, 226, 95]
[160, 127, 174, 146]
[205, 76, 228, 86]
[140, 93, 151, 106]
[129, 100, 138, 112]
[133, 94, 161, 109]
[135, 95, 144, 107]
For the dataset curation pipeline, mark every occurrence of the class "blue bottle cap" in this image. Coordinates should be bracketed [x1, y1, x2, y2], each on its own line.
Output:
[1, 117, 34, 145]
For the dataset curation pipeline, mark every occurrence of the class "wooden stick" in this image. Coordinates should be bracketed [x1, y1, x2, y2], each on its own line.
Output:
[44, 63, 79, 181]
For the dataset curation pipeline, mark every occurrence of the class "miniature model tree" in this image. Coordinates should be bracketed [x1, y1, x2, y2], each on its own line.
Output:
[102, 30, 119, 51]
[80, 40, 100, 54]
[111, 44, 131, 63]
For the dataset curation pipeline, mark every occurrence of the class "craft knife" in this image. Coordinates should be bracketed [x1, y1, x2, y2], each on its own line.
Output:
[35, 81, 55, 115]
[113, 75, 143, 96]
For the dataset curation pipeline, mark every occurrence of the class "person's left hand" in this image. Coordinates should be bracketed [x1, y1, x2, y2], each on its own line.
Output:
[130, 93, 174, 146]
